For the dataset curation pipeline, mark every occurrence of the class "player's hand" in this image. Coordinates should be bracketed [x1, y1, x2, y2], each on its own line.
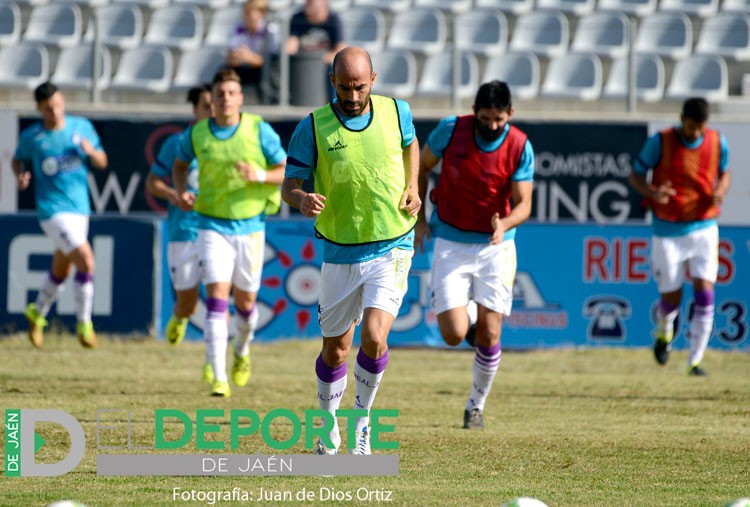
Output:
[400, 186, 421, 217]
[414, 219, 431, 255]
[227, 47, 255, 67]
[712, 191, 725, 205]
[236, 161, 263, 182]
[652, 181, 676, 204]
[16, 171, 31, 191]
[489, 212, 505, 245]
[300, 193, 326, 217]
[79, 138, 95, 156]
[176, 191, 196, 211]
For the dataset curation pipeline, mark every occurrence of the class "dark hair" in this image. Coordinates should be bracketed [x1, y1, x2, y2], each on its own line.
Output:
[33, 82, 58, 103]
[474, 80, 512, 112]
[187, 83, 211, 106]
[211, 67, 242, 86]
[682, 97, 709, 123]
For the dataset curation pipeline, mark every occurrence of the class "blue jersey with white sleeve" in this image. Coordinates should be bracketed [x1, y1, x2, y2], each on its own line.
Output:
[425, 116, 535, 244]
[150, 131, 200, 243]
[633, 128, 730, 237]
[177, 118, 287, 235]
[14, 115, 103, 221]
[285, 98, 417, 264]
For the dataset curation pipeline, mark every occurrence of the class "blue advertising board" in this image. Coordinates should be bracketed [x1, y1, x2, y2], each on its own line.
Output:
[160, 220, 749, 351]
[1, 215, 155, 334]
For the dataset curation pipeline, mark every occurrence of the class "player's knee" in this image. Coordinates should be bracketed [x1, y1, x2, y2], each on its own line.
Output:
[322, 343, 349, 366]
[442, 333, 463, 347]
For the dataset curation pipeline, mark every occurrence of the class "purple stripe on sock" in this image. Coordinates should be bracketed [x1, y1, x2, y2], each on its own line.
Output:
[206, 298, 228, 315]
[477, 343, 501, 358]
[356, 348, 389, 374]
[49, 271, 65, 285]
[315, 354, 347, 383]
[74, 271, 93, 284]
[237, 304, 255, 319]
[694, 289, 714, 307]
[659, 300, 679, 314]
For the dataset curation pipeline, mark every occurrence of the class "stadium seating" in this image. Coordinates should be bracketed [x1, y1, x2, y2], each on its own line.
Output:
[537, 0, 596, 16]
[454, 9, 509, 57]
[603, 53, 665, 102]
[143, 5, 205, 51]
[52, 44, 112, 91]
[510, 10, 569, 58]
[204, 5, 243, 47]
[483, 51, 540, 100]
[721, 0, 750, 10]
[352, 0, 412, 14]
[0, 42, 49, 89]
[413, 0, 473, 14]
[596, 0, 656, 17]
[571, 11, 630, 59]
[371, 48, 418, 98]
[340, 6, 387, 52]
[634, 11, 693, 60]
[386, 7, 447, 55]
[695, 12, 750, 61]
[23, 3, 83, 49]
[0, 2, 21, 48]
[666, 54, 728, 102]
[541, 52, 603, 101]
[53, 0, 109, 7]
[112, 0, 169, 7]
[110, 46, 174, 93]
[659, 0, 718, 18]
[84, 4, 144, 50]
[172, 47, 226, 91]
[173, 0, 232, 9]
[14, 0, 48, 6]
[416, 50, 479, 98]
[474, 0, 535, 15]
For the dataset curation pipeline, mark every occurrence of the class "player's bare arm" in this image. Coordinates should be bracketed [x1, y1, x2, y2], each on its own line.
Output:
[400, 138, 422, 217]
[171, 158, 195, 211]
[414, 143, 440, 253]
[11, 158, 31, 191]
[628, 171, 676, 204]
[79, 138, 108, 169]
[713, 169, 732, 205]
[145, 172, 180, 207]
[490, 180, 533, 245]
[236, 160, 286, 185]
[281, 177, 326, 217]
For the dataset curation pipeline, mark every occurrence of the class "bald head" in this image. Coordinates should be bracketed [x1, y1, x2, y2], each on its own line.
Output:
[329, 46, 376, 117]
[331, 46, 373, 78]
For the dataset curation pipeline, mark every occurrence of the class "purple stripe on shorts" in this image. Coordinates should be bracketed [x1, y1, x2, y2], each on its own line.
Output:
[74, 271, 93, 284]
[49, 271, 65, 285]
[316, 354, 347, 383]
[693, 289, 714, 307]
[357, 348, 389, 374]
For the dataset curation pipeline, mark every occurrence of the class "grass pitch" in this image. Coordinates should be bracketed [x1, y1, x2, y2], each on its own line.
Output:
[1, 334, 749, 507]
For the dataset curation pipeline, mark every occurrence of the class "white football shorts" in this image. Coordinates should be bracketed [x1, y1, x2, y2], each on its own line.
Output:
[167, 240, 201, 291]
[39, 212, 89, 256]
[199, 229, 265, 293]
[430, 237, 516, 316]
[318, 248, 411, 338]
[651, 224, 719, 293]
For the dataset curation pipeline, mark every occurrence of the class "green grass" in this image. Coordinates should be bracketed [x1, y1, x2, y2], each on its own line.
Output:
[1, 334, 749, 507]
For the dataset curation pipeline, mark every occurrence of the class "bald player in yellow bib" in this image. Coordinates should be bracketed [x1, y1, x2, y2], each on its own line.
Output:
[282, 46, 421, 455]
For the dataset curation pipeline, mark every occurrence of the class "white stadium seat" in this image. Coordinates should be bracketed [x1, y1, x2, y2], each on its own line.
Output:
[413, 0, 473, 14]
[205, 5, 243, 48]
[0, 42, 49, 89]
[85, 4, 144, 50]
[666, 54, 728, 102]
[635, 11, 693, 60]
[510, 10, 569, 58]
[474, 0, 534, 15]
[143, 5, 205, 51]
[541, 52, 603, 101]
[0, 3, 21, 47]
[571, 11, 630, 59]
[695, 12, 750, 61]
[352, 0, 412, 14]
[371, 48, 418, 98]
[603, 53, 665, 102]
[483, 51, 540, 100]
[659, 0, 718, 18]
[455, 9, 509, 57]
[537, 0, 596, 16]
[597, 0, 656, 17]
[340, 6, 387, 53]
[111, 46, 174, 93]
[52, 45, 112, 91]
[23, 4, 83, 49]
[386, 7, 447, 55]
[172, 47, 226, 91]
[416, 50, 479, 98]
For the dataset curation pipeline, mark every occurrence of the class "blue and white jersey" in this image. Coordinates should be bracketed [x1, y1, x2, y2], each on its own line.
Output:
[633, 127, 730, 238]
[176, 118, 287, 236]
[150, 131, 200, 243]
[286, 98, 417, 264]
[425, 116, 535, 244]
[14, 115, 103, 221]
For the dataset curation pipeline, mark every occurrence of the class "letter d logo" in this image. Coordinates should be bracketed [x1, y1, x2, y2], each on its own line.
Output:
[17, 410, 85, 476]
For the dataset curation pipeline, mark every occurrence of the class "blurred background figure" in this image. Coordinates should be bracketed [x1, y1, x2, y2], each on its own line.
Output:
[286, 0, 346, 65]
[226, 0, 279, 104]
